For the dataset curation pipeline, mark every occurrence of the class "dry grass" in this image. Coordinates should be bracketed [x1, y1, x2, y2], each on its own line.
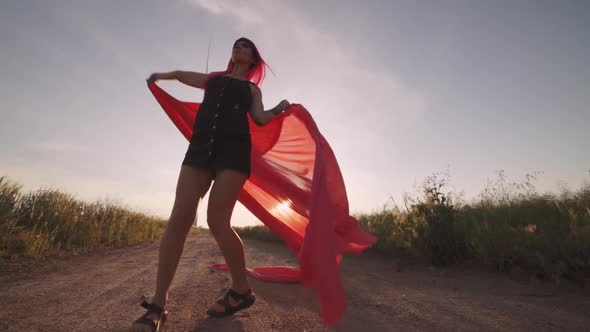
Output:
[236, 170, 590, 285]
[0, 176, 186, 259]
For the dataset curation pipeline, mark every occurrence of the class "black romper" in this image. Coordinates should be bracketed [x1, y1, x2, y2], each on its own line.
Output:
[182, 75, 254, 179]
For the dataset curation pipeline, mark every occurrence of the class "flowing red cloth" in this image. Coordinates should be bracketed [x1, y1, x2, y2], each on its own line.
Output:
[148, 82, 377, 325]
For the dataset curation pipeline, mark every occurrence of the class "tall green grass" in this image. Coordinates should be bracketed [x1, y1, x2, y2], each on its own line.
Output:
[236, 171, 590, 284]
[234, 225, 283, 243]
[0, 176, 172, 259]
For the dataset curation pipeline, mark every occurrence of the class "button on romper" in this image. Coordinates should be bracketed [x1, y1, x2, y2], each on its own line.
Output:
[182, 75, 254, 179]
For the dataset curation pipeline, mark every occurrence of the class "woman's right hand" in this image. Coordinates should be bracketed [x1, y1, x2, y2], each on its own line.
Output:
[146, 73, 160, 84]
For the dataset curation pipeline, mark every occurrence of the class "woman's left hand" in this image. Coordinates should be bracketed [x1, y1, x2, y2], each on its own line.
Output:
[279, 99, 290, 112]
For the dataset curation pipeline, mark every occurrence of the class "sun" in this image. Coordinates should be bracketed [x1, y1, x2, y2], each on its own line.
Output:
[270, 199, 292, 216]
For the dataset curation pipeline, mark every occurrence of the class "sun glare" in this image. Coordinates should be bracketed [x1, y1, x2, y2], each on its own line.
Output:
[270, 199, 293, 216]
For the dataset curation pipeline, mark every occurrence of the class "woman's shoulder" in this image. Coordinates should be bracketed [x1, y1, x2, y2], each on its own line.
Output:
[248, 82, 261, 95]
[205, 73, 224, 85]
[203, 72, 227, 88]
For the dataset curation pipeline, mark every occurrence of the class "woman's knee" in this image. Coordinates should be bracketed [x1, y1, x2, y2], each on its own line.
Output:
[170, 206, 196, 226]
[207, 215, 231, 236]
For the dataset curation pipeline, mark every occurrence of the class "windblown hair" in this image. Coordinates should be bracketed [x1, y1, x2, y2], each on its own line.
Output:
[206, 37, 269, 86]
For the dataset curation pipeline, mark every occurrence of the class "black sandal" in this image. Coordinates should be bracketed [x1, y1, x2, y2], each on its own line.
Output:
[132, 298, 169, 332]
[206, 288, 256, 318]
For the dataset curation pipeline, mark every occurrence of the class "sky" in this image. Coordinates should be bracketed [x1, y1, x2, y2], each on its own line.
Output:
[1, 0, 589, 227]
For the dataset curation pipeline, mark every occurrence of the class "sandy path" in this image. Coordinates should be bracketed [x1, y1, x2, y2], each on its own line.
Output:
[1, 231, 588, 332]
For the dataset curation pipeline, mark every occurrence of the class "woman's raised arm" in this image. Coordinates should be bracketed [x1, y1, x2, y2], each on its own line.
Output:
[147, 71, 208, 89]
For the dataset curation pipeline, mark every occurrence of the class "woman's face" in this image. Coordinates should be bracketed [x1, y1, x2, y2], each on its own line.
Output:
[231, 39, 255, 66]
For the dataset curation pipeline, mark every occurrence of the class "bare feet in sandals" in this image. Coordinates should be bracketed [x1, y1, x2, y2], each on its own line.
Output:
[130, 300, 168, 332]
[207, 288, 256, 317]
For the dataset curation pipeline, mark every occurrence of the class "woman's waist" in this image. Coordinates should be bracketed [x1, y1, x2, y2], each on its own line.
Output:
[191, 131, 251, 142]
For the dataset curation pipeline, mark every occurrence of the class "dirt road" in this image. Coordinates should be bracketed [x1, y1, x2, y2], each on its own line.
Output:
[1, 232, 589, 331]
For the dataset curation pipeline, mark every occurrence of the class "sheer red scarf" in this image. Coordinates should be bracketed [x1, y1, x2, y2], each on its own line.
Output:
[148, 82, 376, 325]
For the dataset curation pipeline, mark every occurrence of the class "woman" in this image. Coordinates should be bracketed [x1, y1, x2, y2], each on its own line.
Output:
[131, 37, 290, 332]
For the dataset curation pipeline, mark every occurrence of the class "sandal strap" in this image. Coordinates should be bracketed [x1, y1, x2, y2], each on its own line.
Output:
[216, 292, 234, 312]
[133, 316, 157, 330]
[140, 299, 164, 315]
[207, 288, 256, 317]
[228, 288, 252, 301]
[217, 289, 253, 310]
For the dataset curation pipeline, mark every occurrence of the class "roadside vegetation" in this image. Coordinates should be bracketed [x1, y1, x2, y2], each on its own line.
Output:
[0, 176, 182, 259]
[236, 170, 590, 286]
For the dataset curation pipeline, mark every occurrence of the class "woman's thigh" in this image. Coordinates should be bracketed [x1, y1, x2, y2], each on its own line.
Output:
[169, 165, 213, 225]
[206, 168, 248, 226]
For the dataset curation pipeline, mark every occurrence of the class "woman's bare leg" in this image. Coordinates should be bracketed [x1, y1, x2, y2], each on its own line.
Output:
[206, 168, 250, 313]
[131, 165, 212, 331]
[153, 165, 213, 305]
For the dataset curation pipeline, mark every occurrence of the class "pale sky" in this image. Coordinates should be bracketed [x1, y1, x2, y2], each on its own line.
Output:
[1, 0, 589, 227]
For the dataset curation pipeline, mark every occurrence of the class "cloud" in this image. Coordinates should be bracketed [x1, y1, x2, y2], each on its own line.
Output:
[190, 0, 263, 25]
[27, 139, 84, 153]
[189, 0, 331, 43]
[188, 0, 427, 125]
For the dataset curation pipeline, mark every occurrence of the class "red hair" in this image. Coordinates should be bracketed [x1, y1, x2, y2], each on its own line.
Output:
[206, 37, 269, 87]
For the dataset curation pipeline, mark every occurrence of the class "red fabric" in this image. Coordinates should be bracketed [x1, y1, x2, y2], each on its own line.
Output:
[148, 82, 377, 325]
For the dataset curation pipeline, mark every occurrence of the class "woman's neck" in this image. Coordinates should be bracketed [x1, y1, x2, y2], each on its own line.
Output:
[229, 63, 250, 80]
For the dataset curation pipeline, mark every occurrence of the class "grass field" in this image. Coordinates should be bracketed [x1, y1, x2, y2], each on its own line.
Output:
[0, 176, 179, 259]
[235, 171, 590, 285]
[2, 171, 589, 286]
